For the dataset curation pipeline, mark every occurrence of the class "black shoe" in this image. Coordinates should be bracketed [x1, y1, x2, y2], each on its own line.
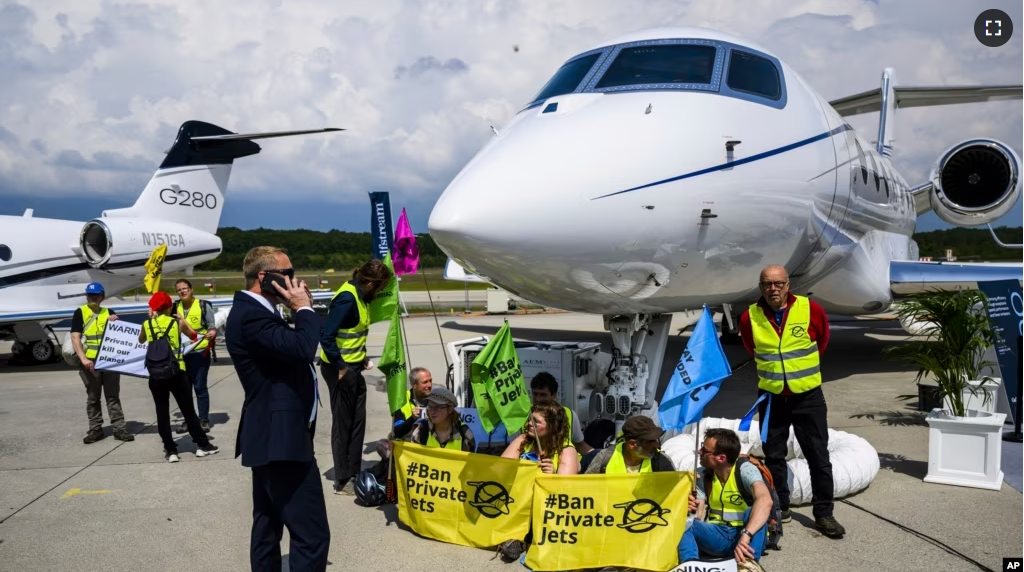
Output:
[83, 430, 105, 444]
[196, 443, 220, 457]
[113, 431, 134, 442]
[781, 509, 792, 523]
[815, 516, 846, 538]
[175, 422, 188, 434]
[200, 419, 211, 432]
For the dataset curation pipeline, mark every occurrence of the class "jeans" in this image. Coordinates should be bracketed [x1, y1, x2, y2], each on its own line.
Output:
[184, 351, 211, 420]
[678, 508, 766, 563]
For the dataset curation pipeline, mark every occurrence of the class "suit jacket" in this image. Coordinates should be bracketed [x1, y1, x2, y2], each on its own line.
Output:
[226, 291, 321, 468]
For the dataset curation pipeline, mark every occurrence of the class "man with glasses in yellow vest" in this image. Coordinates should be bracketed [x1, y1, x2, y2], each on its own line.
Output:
[583, 416, 674, 474]
[71, 282, 133, 444]
[738, 264, 845, 539]
[319, 259, 393, 496]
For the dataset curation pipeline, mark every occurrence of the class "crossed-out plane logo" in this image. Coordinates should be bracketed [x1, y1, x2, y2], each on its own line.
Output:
[536, 494, 670, 545]
[403, 461, 516, 518]
[789, 325, 807, 338]
[466, 481, 515, 518]
[975, 9, 1013, 47]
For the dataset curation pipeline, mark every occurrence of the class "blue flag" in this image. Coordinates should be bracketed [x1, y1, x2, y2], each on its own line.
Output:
[658, 307, 733, 431]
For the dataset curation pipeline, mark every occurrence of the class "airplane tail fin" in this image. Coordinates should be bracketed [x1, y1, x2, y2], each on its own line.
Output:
[101, 121, 343, 233]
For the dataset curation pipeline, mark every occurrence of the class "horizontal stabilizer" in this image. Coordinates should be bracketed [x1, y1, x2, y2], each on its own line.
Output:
[190, 128, 345, 141]
[830, 85, 1022, 117]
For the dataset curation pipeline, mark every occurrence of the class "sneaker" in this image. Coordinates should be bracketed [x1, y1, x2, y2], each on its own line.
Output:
[196, 444, 220, 457]
[113, 431, 134, 442]
[175, 422, 188, 434]
[200, 419, 211, 432]
[498, 539, 525, 562]
[83, 430, 105, 444]
[334, 481, 355, 496]
[166, 451, 180, 463]
[781, 509, 792, 523]
[815, 515, 846, 538]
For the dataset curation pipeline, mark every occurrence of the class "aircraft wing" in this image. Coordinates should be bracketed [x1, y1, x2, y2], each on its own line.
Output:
[890, 261, 1023, 296]
[0, 291, 336, 325]
[830, 85, 1022, 117]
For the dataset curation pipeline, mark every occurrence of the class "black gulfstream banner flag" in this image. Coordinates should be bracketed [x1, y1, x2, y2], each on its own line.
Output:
[978, 279, 1023, 425]
[369, 192, 395, 260]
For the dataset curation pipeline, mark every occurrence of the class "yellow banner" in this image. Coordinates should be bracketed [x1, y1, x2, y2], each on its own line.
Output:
[143, 244, 168, 294]
[525, 472, 693, 572]
[394, 442, 537, 549]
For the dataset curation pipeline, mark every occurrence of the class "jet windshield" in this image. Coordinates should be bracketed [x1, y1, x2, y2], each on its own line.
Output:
[596, 45, 716, 88]
[531, 52, 603, 104]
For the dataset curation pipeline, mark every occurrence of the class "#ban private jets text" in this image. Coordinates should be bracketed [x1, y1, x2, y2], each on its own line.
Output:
[0, 121, 341, 364]
[428, 27, 1024, 420]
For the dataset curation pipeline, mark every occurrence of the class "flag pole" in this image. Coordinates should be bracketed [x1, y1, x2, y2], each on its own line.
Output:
[421, 271, 450, 370]
[396, 283, 413, 375]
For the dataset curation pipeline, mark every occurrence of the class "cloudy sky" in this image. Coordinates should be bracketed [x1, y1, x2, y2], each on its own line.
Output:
[0, 0, 1021, 234]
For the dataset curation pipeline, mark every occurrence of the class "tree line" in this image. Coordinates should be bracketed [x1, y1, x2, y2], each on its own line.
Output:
[196, 225, 1024, 271]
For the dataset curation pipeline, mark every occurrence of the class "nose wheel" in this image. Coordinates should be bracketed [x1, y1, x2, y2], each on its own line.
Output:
[720, 312, 742, 345]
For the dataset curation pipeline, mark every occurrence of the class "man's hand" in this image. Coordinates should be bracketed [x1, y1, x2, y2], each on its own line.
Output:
[108, 315, 119, 322]
[412, 407, 423, 418]
[734, 532, 756, 563]
[272, 275, 312, 311]
[204, 329, 217, 341]
[81, 358, 95, 372]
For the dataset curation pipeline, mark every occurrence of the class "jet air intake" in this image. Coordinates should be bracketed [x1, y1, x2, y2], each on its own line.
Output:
[929, 139, 1021, 227]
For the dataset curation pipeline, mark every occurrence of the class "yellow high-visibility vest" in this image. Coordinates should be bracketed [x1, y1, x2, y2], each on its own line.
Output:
[318, 281, 369, 365]
[144, 315, 185, 370]
[749, 296, 822, 394]
[604, 442, 652, 474]
[177, 299, 208, 352]
[79, 306, 110, 360]
[707, 464, 749, 527]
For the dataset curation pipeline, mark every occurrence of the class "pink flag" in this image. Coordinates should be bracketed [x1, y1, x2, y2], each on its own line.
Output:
[392, 208, 419, 275]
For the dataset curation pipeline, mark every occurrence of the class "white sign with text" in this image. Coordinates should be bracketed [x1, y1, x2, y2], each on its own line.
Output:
[94, 321, 196, 378]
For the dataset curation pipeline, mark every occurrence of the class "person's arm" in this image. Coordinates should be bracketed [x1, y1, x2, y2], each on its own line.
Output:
[107, 308, 119, 322]
[176, 314, 196, 339]
[461, 425, 476, 453]
[583, 448, 613, 474]
[810, 300, 830, 354]
[570, 415, 592, 454]
[556, 446, 579, 475]
[319, 292, 356, 365]
[738, 310, 755, 356]
[138, 322, 147, 344]
[241, 310, 320, 366]
[202, 300, 217, 339]
[736, 480, 773, 563]
[392, 411, 418, 440]
[70, 310, 91, 367]
[500, 435, 526, 459]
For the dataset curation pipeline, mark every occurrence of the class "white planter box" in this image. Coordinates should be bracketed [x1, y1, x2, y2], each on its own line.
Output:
[924, 408, 1006, 490]
[942, 378, 1002, 414]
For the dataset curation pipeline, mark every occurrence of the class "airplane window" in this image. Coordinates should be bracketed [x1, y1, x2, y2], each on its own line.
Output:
[0, 244, 10, 262]
[531, 53, 602, 104]
[596, 45, 716, 88]
[726, 50, 781, 100]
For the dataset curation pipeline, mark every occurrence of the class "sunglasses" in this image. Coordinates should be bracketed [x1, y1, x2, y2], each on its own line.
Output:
[263, 268, 295, 279]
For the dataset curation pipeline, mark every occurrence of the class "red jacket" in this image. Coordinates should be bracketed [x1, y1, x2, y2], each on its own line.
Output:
[739, 293, 830, 394]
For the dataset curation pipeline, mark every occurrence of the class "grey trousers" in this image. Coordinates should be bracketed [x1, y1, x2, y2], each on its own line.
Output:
[79, 367, 126, 433]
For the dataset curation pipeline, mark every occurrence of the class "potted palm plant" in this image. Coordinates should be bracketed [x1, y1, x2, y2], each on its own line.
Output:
[885, 289, 1006, 490]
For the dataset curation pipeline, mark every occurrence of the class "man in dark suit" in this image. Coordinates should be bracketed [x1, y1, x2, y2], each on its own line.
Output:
[226, 246, 329, 572]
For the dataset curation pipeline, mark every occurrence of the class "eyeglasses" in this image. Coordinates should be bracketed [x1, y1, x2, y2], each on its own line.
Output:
[759, 280, 788, 290]
[699, 446, 719, 456]
[263, 268, 295, 279]
[426, 403, 452, 411]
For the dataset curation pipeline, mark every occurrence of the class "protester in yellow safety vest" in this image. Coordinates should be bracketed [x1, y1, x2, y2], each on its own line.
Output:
[71, 282, 133, 444]
[529, 371, 592, 455]
[318, 259, 393, 496]
[501, 402, 579, 475]
[583, 416, 674, 474]
[138, 292, 219, 463]
[679, 429, 771, 566]
[406, 386, 475, 452]
[375, 366, 434, 461]
[173, 279, 217, 434]
[738, 264, 845, 539]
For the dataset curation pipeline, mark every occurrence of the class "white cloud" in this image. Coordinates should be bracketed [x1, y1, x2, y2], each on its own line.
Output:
[0, 0, 1020, 228]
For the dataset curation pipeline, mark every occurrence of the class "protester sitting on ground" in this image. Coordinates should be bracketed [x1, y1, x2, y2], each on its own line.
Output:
[529, 372, 591, 454]
[584, 416, 675, 473]
[406, 386, 475, 452]
[679, 428, 771, 566]
[375, 367, 434, 460]
[501, 401, 579, 475]
[138, 292, 219, 463]
[578, 418, 617, 473]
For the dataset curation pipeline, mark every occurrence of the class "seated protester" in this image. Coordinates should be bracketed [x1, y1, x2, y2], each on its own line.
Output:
[138, 292, 219, 463]
[584, 416, 674, 474]
[530, 372, 591, 455]
[406, 386, 475, 452]
[679, 428, 771, 566]
[375, 367, 433, 460]
[578, 418, 616, 473]
[497, 402, 579, 563]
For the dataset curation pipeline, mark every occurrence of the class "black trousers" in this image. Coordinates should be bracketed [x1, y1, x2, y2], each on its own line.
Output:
[319, 362, 366, 488]
[758, 386, 834, 519]
[149, 371, 209, 453]
[251, 459, 330, 572]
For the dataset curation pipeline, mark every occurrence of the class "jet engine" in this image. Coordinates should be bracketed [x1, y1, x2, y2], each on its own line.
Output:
[79, 218, 222, 274]
[929, 139, 1021, 227]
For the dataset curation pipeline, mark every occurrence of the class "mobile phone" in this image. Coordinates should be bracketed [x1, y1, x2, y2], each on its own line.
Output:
[260, 272, 289, 295]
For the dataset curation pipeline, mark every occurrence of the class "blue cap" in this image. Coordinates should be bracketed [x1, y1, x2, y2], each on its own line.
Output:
[85, 282, 105, 295]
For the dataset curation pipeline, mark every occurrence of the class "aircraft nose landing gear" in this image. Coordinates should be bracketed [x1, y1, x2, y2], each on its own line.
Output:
[6, 323, 62, 366]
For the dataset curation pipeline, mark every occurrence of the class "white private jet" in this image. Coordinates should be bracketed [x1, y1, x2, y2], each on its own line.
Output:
[0, 120, 341, 364]
[428, 27, 1024, 419]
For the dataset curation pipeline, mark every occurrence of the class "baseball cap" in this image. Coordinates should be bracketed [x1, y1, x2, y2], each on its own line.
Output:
[621, 416, 665, 442]
[85, 282, 105, 295]
[148, 291, 173, 312]
[425, 386, 457, 408]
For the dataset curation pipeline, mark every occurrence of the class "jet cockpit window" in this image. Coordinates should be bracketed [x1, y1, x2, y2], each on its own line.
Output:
[595, 44, 717, 89]
[529, 52, 603, 106]
[726, 50, 781, 100]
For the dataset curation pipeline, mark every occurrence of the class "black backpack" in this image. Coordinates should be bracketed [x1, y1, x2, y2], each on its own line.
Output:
[703, 455, 784, 552]
[144, 318, 180, 380]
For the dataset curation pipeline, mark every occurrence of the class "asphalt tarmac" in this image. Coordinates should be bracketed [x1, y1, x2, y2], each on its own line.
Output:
[0, 311, 1021, 572]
